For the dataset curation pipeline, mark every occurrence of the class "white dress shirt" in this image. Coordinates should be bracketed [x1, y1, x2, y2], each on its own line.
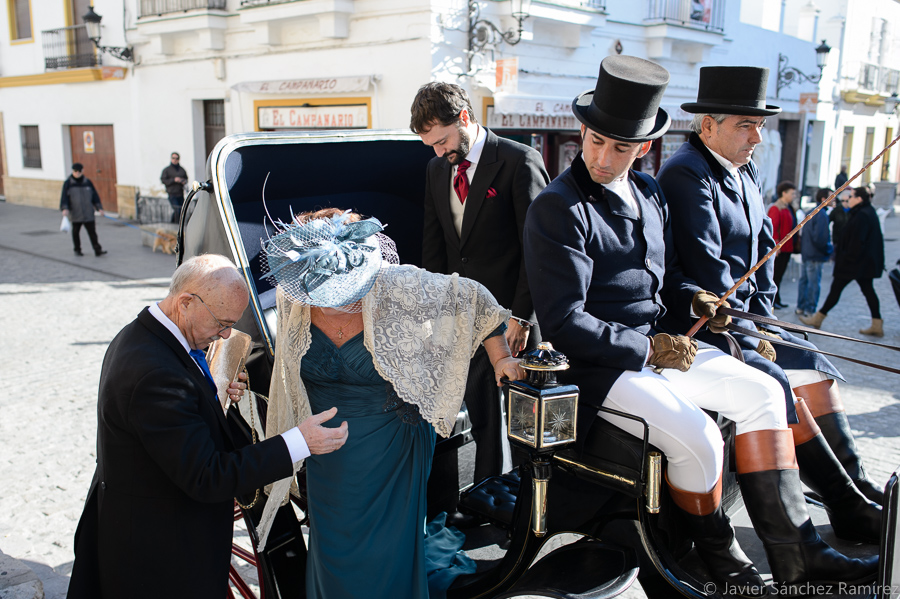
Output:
[707, 146, 745, 196]
[603, 174, 641, 217]
[449, 124, 487, 236]
[149, 302, 310, 462]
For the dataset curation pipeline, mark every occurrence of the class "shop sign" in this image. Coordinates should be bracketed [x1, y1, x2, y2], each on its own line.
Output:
[235, 76, 372, 95]
[101, 67, 126, 80]
[486, 107, 579, 131]
[258, 104, 369, 129]
[799, 93, 818, 113]
[496, 58, 518, 94]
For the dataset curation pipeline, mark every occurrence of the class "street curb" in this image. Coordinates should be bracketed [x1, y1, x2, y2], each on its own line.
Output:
[0, 551, 44, 599]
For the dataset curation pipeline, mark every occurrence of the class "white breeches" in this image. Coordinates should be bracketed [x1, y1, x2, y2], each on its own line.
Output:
[783, 368, 830, 388]
[600, 348, 787, 494]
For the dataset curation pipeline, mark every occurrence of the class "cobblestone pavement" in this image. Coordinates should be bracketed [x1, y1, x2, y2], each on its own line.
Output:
[2, 200, 900, 598]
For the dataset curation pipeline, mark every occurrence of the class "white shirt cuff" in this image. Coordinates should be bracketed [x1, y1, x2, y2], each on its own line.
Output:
[280, 427, 311, 463]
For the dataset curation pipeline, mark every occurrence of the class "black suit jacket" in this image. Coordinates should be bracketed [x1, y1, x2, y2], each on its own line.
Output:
[68, 308, 293, 599]
[422, 128, 549, 318]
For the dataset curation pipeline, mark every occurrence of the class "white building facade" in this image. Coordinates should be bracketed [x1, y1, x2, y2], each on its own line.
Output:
[0, 0, 845, 216]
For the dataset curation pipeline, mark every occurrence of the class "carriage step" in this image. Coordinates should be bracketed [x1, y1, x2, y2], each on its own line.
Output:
[494, 538, 639, 598]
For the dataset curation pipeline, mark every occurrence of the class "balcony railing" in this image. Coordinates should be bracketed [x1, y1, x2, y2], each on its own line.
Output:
[645, 0, 725, 33]
[42, 25, 101, 70]
[859, 62, 880, 91]
[881, 67, 900, 96]
[542, 0, 606, 10]
[139, 0, 227, 17]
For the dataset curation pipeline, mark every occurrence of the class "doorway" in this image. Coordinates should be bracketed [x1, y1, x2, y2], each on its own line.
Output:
[69, 125, 118, 213]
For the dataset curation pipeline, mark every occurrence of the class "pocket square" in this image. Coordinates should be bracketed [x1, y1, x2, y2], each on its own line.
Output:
[486, 187, 498, 198]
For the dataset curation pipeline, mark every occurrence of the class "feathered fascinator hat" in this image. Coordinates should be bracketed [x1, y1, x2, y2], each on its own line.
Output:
[260, 210, 398, 311]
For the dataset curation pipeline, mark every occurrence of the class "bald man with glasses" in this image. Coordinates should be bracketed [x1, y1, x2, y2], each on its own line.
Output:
[69, 254, 348, 599]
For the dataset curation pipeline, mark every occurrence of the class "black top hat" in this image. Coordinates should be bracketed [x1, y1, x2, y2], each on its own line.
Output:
[681, 66, 781, 116]
[572, 55, 671, 143]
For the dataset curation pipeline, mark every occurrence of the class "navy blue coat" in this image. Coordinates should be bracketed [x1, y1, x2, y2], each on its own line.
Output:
[800, 207, 833, 262]
[657, 134, 841, 421]
[524, 154, 696, 441]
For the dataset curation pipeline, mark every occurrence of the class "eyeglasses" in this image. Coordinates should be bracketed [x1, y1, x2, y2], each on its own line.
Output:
[191, 293, 234, 335]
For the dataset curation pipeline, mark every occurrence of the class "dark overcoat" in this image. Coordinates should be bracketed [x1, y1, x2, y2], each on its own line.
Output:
[68, 308, 293, 599]
[524, 154, 695, 442]
[834, 202, 884, 280]
[422, 127, 549, 320]
[656, 134, 841, 422]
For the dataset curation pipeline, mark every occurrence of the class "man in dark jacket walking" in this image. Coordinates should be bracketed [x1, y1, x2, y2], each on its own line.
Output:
[60, 163, 106, 257]
[795, 188, 834, 316]
[802, 186, 886, 336]
[161, 152, 188, 223]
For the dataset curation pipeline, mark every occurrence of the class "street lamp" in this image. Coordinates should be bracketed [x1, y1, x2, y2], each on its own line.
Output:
[467, 0, 532, 74]
[776, 40, 831, 98]
[82, 5, 134, 62]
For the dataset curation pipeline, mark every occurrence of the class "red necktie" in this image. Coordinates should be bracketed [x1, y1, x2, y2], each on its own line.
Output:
[454, 159, 471, 204]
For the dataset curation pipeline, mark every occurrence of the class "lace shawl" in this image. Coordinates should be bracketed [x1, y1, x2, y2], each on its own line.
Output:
[256, 264, 509, 548]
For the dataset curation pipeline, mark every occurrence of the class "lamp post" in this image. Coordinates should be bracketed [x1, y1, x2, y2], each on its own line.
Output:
[82, 5, 134, 62]
[776, 40, 831, 99]
[467, 0, 532, 75]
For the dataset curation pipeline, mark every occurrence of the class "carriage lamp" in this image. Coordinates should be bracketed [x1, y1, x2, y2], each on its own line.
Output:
[507, 342, 578, 452]
[506, 342, 578, 537]
[82, 5, 134, 62]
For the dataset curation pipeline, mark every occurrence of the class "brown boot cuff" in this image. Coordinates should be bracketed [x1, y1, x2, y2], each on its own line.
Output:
[788, 398, 821, 445]
[735, 429, 798, 474]
[792, 379, 843, 417]
[666, 471, 721, 516]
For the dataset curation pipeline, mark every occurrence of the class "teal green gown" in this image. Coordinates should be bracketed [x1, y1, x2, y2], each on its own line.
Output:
[302, 327, 473, 599]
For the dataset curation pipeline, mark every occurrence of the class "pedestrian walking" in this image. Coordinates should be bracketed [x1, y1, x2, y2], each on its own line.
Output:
[802, 186, 886, 336]
[795, 188, 834, 317]
[60, 163, 106, 257]
[834, 165, 848, 189]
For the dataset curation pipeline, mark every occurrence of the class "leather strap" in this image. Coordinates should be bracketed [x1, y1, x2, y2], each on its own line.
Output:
[720, 320, 900, 376]
[719, 306, 900, 353]
[735, 429, 798, 474]
[788, 398, 821, 445]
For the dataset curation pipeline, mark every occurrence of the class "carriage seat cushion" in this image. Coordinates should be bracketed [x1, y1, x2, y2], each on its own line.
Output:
[458, 471, 521, 529]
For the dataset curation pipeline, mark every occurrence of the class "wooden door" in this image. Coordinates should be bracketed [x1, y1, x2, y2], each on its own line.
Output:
[70, 125, 117, 213]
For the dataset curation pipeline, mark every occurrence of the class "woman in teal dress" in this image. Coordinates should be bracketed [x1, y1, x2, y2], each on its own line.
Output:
[256, 208, 523, 598]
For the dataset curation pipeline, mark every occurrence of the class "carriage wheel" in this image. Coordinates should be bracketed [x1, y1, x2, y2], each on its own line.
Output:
[228, 500, 265, 599]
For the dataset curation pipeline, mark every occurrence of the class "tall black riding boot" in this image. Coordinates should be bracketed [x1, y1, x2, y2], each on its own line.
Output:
[794, 380, 884, 504]
[668, 475, 766, 597]
[736, 430, 878, 595]
[791, 398, 882, 544]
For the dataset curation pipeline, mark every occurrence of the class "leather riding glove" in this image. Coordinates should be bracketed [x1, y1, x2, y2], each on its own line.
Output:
[648, 333, 697, 372]
[756, 328, 779, 362]
[692, 290, 731, 334]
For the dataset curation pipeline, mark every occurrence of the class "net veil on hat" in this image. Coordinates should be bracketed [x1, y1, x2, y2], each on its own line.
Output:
[260, 210, 398, 311]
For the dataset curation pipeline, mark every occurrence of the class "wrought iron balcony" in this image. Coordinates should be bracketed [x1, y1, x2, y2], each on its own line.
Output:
[139, 0, 227, 17]
[42, 24, 101, 70]
[645, 0, 725, 33]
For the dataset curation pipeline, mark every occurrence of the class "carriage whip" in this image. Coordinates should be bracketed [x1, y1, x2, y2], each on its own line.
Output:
[686, 129, 900, 338]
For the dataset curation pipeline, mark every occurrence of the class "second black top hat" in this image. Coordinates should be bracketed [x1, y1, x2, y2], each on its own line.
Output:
[681, 66, 781, 116]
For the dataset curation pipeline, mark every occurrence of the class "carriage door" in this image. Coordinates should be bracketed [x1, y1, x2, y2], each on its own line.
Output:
[70, 125, 118, 213]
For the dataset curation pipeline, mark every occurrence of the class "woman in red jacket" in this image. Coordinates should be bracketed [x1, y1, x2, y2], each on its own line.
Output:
[768, 180, 797, 309]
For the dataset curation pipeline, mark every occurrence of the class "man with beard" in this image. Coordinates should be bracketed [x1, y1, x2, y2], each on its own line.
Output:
[656, 66, 883, 547]
[410, 82, 549, 494]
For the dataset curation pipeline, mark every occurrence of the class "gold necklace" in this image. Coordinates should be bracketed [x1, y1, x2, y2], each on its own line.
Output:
[318, 307, 356, 339]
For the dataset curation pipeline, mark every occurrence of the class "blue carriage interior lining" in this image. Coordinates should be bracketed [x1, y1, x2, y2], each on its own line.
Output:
[219, 138, 434, 311]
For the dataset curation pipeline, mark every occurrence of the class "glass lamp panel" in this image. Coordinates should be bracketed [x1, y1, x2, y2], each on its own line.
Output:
[539, 393, 577, 447]
[508, 389, 538, 447]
